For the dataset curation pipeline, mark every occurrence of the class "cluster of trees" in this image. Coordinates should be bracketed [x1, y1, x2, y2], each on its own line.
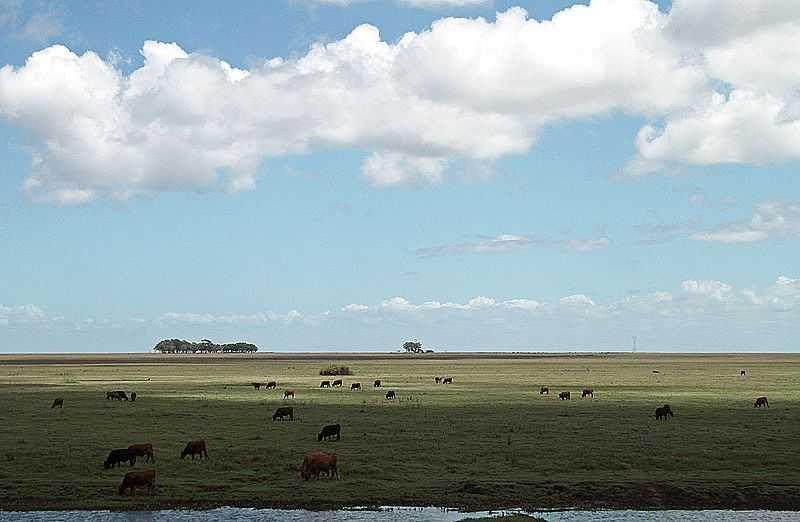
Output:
[403, 340, 433, 354]
[153, 339, 258, 354]
[319, 365, 352, 376]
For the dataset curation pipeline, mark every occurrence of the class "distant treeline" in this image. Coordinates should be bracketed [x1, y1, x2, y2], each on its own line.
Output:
[153, 339, 258, 354]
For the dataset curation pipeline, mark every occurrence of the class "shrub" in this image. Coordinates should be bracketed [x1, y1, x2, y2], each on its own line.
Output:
[319, 365, 352, 376]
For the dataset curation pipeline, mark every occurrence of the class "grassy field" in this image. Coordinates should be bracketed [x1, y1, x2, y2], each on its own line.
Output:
[0, 352, 798, 512]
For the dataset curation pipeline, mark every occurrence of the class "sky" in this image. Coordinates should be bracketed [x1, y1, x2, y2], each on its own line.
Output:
[1, 0, 799, 353]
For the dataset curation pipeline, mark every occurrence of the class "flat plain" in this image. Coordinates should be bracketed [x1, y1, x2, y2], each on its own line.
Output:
[0, 352, 798, 511]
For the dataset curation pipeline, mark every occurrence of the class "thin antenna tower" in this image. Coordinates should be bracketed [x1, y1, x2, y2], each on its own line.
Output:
[632, 336, 637, 353]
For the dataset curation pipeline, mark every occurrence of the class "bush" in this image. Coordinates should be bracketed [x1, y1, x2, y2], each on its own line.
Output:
[319, 365, 352, 376]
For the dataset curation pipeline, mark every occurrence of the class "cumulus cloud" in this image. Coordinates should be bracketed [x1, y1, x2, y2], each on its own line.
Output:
[691, 201, 800, 243]
[0, 303, 46, 325]
[0, 2, 709, 204]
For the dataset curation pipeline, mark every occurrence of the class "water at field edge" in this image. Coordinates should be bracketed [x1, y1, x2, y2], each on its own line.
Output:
[1, 507, 798, 521]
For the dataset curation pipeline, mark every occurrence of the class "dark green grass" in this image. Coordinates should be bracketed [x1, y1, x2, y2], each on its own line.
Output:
[0, 353, 798, 511]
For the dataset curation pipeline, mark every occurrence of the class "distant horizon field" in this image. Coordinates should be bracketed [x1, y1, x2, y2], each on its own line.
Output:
[1, 353, 799, 511]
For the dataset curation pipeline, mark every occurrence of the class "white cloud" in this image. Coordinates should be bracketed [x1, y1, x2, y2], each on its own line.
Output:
[567, 238, 610, 252]
[157, 310, 303, 326]
[0, 3, 708, 204]
[417, 233, 609, 257]
[0, 303, 46, 325]
[691, 201, 800, 243]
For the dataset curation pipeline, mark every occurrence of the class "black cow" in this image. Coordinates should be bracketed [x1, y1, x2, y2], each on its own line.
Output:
[273, 406, 294, 421]
[442, 377, 453, 384]
[104, 448, 136, 469]
[581, 388, 594, 398]
[559, 391, 570, 400]
[434, 377, 441, 383]
[754, 396, 769, 408]
[655, 404, 674, 420]
[374, 379, 382, 387]
[540, 387, 549, 395]
[332, 379, 343, 387]
[741, 370, 746, 376]
[385, 390, 396, 400]
[107, 391, 129, 401]
[252, 382, 262, 390]
[320, 380, 331, 388]
[51, 398, 63, 409]
[318, 423, 341, 441]
[350, 383, 361, 391]
[266, 381, 277, 389]
[130, 392, 137, 402]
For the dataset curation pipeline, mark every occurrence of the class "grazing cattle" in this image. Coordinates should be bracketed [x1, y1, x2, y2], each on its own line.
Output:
[754, 396, 769, 408]
[320, 380, 331, 388]
[374, 379, 382, 387]
[317, 423, 341, 442]
[252, 382, 263, 390]
[107, 391, 129, 401]
[104, 448, 136, 469]
[559, 391, 570, 400]
[741, 370, 747, 377]
[655, 404, 674, 420]
[128, 443, 154, 463]
[581, 388, 594, 398]
[442, 377, 453, 384]
[540, 387, 549, 395]
[434, 377, 441, 384]
[130, 392, 137, 402]
[350, 383, 361, 391]
[652, 370, 660, 374]
[118, 469, 156, 496]
[51, 398, 63, 409]
[332, 379, 343, 387]
[273, 406, 294, 421]
[284, 389, 295, 399]
[301, 452, 339, 480]
[385, 390, 396, 400]
[266, 381, 277, 389]
[180, 440, 208, 460]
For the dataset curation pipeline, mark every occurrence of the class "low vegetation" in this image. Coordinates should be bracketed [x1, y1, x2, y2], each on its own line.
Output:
[319, 365, 352, 376]
[153, 339, 257, 353]
[1, 353, 799, 511]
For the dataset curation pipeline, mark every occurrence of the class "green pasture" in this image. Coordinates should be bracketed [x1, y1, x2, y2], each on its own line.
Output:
[0, 353, 798, 511]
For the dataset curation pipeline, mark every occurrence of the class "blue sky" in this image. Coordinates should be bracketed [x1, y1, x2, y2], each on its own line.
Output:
[1, 0, 799, 352]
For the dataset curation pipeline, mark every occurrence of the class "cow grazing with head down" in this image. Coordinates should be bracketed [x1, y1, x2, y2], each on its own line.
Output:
[434, 377, 441, 384]
[442, 377, 453, 384]
[128, 443, 154, 463]
[350, 383, 361, 391]
[180, 440, 208, 460]
[320, 380, 331, 388]
[754, 396, 769, 408]
[266, 381, 277, 389]
[540, 387, 549, 395]
[273, 406, 294, 421]
[284, 389, 295, 399]
[252, 382, 262, 390]
[559, 391, 570, 400]
[655, 404, 674, 420]
[374, 379, 382, 387]
[301, 452, 339, 480]
[741, 370, 747, 377]
[104, 448, 136, 469]
[119, 469, 156, 496]
[318, 424, 341, 441]
[107, 391, 129, 401]
[581, 388, 594, 398]
[130, 392, 137, 402]
[332, 379, 343, 387]
[385, 390, 396, 400]
[51, 398, 63, 409]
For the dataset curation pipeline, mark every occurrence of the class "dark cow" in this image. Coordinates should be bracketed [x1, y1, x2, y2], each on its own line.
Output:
[273, 406, 294, 421]
[559, 391, 571, 400]
[104, 448, 136, 469]
[741, 370, 746, 377]
[252, 382, 261, 390]
[284, 389, 295, 399]
[442, 377, 453, 384]
[118, 469, 156, 496]
[385, 390, 396, 400]
[130, 392, 137, 402]
[318, 423, 341, 441]
[128, 443, 154, 463]
[374, 379, 382, 387]
[540, 387, 549, 395]
[301, 452, 339, 480]
[581, 388, 594, 398]
[332, 379, 343, 387]
[754, 396, 769, 408]
[266, 381, 277, 389]
[320, 380, 331, 388]
[107, 391, 129, 401]
[350, 383, 361, 391]
[51, 398, 63, 409]
[434, 377, 441, 383]
[180, 440, 208, 460]
[655, 404, 674, 420]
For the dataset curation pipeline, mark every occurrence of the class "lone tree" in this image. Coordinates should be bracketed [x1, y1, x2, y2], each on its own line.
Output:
[403, 339, 423, 354]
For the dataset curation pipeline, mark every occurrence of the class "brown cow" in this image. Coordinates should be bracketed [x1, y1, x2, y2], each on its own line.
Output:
[754, 396, 769, 408]
[301, 452, 339, 480]
[540, 387, 549, 395]
[374, 379, 382, 387]
[128, 443, 154, 463]
[332, 379, 343, 387]
[51, 398, 63, 409]
[581, 388, 594, 398]
[284, 389, 295, 399]
[119, 469, 156, 496]
[266, 381, 277, 389]
[273, 406, 294, 421]
[320, 380, 331, 388]
[559, 391, 570, 400]
[655, 404, 674, 420]
[350, 383, 361, 391]
[180, 440, 208, 460]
